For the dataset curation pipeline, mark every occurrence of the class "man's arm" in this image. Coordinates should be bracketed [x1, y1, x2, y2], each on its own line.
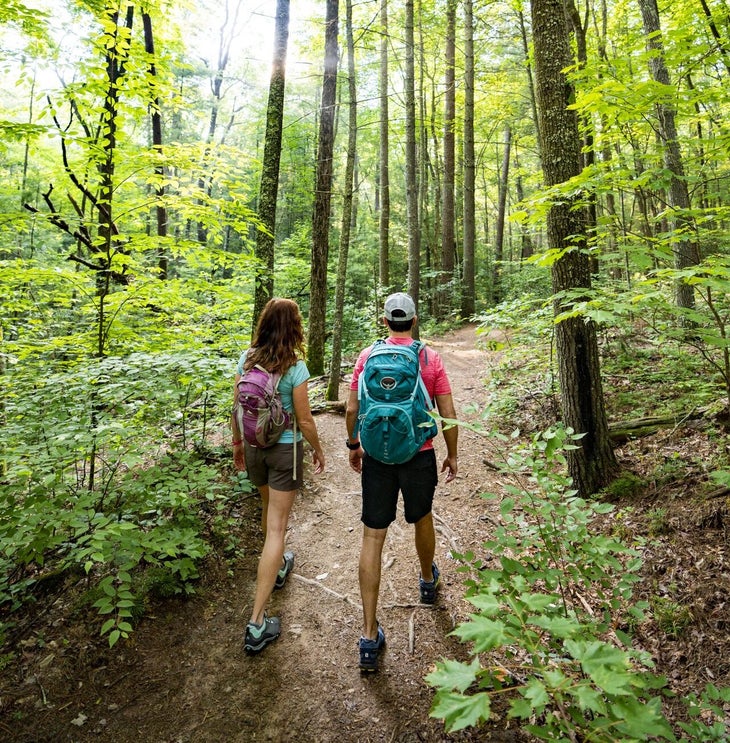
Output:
[346, 388, 363, 473]
[434, 393, 458, 482]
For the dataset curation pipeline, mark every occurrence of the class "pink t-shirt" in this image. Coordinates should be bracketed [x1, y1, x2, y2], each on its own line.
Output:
[350, 337, 452, 452]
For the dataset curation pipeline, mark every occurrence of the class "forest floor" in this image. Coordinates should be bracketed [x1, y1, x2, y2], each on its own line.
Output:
[1, 323, 729, 742]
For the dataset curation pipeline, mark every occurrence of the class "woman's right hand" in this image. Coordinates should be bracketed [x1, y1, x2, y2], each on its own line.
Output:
[233, 444, 246, 471]
[311, 448, 325, 475]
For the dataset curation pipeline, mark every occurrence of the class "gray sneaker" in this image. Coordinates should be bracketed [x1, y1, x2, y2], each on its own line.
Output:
[244, 614, 281, 654]
[274, 550, 295, 589]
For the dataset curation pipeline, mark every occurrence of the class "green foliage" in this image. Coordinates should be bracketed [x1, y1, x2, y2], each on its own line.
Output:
[650, 596, 693, 638]
[600, 471, 646, 500]
[0, 341, 241, 647]
[426, 426, 729, 741]
[470, 298, 557, 429]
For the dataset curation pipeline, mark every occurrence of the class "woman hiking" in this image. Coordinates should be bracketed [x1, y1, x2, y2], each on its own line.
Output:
[232, 298, 326, 653]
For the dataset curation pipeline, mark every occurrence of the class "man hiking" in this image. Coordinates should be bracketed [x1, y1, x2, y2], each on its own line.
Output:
[345, 292, 458, 672]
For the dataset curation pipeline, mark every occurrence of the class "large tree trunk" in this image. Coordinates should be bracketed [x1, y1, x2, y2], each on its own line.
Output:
[461, 0, 476, 318]
[637, 0, 698, 310]
[308, 0, 339, 375]
[404, 0, 420, 319]
[326, 0, 356, 401]
[252, 0, 290, 330]
[438, 0, 457, 319]
[493, 125, 511, 304]
[378, 0, 390, 291]
[531, 0, 619, 496]
[142, 11, 168, 281]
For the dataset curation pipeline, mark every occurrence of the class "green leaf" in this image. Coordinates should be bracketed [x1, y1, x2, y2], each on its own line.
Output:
[466, 592, 501, 614]
[529, 614, 580, 639]
[611, 696, 676, 740]
[425, 657, 481, 693]
[452, 615, 509, 651]
[430, 690, 492, 733]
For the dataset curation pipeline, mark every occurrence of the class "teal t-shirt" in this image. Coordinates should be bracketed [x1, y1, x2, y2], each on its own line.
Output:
[236, 352, 309, 443]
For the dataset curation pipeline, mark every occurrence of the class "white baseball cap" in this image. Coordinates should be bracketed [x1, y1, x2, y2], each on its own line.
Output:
[384, 292, 416, 321]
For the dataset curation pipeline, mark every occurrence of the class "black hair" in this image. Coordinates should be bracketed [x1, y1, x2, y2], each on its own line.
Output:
[386, 317, 415, 332]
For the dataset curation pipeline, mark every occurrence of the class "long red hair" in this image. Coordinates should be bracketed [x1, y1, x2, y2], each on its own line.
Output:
[244, 298, 306, 374]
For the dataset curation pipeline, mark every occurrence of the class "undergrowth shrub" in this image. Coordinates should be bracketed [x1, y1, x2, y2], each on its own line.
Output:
[0, 352, 249, 647]
[426, 426, 730, 741]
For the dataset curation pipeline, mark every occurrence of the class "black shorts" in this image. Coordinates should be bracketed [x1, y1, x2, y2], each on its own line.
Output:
[361, 449, 438, 529]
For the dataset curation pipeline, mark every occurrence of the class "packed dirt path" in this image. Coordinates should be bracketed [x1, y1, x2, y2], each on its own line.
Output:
[8, 325, 526, 743]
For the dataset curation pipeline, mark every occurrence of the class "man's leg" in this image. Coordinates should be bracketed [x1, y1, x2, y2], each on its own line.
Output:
[359, 525, 388, 640]
[414, 511, 436, 583]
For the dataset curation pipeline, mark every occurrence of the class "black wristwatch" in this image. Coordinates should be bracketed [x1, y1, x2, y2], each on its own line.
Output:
[346, 439, 361, 450]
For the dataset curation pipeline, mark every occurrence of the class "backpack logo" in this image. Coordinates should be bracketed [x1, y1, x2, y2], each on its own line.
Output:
[357, 340, 437, 464]
[380, 377, 396, 390]
[234, 365, 291, 448]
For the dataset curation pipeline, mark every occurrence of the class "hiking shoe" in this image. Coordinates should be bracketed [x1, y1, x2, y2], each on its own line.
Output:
[274, 550, 295, 589]
[419, 563, 441, 604]
[359, 625, 386, 673]
[244, 614, 281, 654]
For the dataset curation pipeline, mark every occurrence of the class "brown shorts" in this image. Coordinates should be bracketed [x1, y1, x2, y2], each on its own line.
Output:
[244, 440, 304, 491]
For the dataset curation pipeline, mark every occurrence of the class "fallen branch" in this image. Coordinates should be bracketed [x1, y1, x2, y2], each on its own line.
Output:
[608, 409, 708, 443]
[311, 400, 346, 415]
[408, 610, 416, 654]
[291, 573, 361, 609]
[433, 511, 460, 554]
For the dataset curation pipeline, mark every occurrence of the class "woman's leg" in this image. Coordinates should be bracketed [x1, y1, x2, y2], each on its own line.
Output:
[259, 484, 270, 536]
[249, 486, 296, 626]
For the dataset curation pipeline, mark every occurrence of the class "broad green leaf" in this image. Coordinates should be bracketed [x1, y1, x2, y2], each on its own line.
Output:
[430, 690, 492, 733]
[452, 615, 510, 651]
[425, 657, 481, 693]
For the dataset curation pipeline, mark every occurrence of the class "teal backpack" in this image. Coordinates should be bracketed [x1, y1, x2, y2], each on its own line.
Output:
[356, 340, 438, 464]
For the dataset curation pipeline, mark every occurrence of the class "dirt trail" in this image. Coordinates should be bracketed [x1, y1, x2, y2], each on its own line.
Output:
[7, 325, 525, 743]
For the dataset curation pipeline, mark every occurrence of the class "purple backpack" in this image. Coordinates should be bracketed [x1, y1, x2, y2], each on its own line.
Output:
[234, 364, 291, 448]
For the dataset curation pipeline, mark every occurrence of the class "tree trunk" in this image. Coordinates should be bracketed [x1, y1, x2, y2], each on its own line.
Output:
[142, 12, 168, 281]
[439, 0, 456, 319]
[308, 0, 339, 375]
[637, 0, 698, 310]
[252, 0, 290, 330]
[378, 0, 390, 291]
[493, 125, 511, 304]
[461, 0, 476, 318]
[565, 0, 599, 275]
[404, 0, 420, 319]
[531, 0, 619, 496]
[326, 0, 356, 402]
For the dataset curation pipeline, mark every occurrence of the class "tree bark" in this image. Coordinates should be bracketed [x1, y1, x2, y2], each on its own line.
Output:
[461, 0, 476, 318]
[439, 0, 456, 319]
[326, 0, 356, 401]
[531, 0, 619, 496]
[493, 125, 511, 304]
[252, 0, 290, 330]
[637, 0, 698, 310]
[308, 0, 339, 375]
[142, 11, 168, 280]
[378, 0, 390, 291]
[404, 0, 420, 319]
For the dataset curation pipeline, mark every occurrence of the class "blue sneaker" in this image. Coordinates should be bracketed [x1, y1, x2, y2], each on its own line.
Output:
[244, 614, 281, 654]
[359, 625, 386, 672]
[274, 550, 294, 589]
[419, 563, 440, 604]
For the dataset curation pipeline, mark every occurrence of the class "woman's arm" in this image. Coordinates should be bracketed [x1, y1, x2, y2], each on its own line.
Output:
[292, 381, 325, 474]
[231, 374, 245, 471]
